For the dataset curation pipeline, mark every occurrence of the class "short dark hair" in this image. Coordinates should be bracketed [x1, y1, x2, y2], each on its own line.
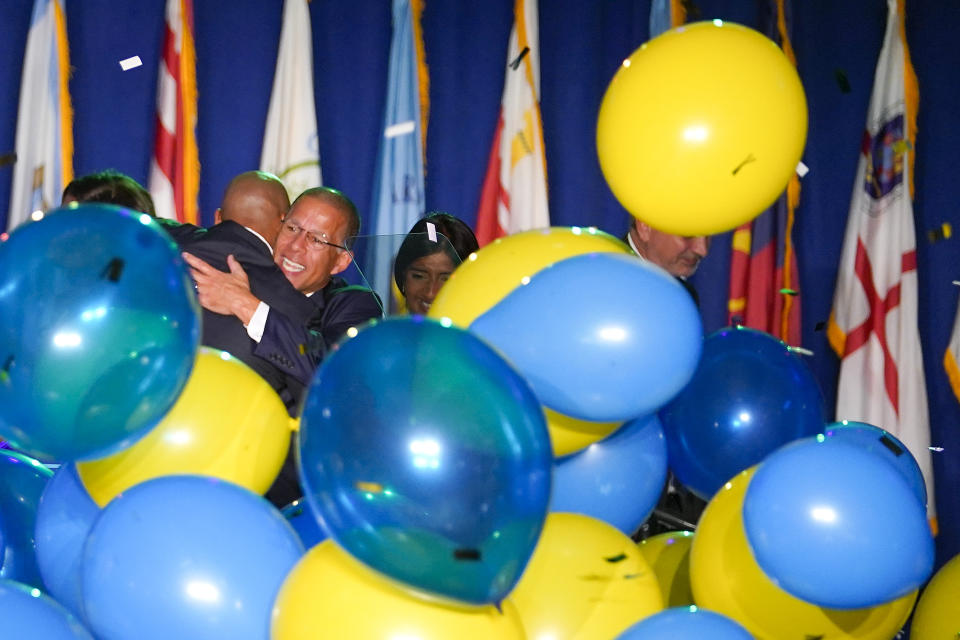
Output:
[393, 212, 479, 291]
[291, 186, 361, 247]
[62, 170, 156, 217]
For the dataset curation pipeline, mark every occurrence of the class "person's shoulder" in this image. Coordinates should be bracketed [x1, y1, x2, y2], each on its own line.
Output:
[157, 219, 205, 245]
[324, 279, 382, 310]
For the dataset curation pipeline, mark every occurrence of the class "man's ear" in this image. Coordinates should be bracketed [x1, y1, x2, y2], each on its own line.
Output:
[331, 249, 353, 276]
[214, 208, 223, 225]
[634, 219, 652, 242]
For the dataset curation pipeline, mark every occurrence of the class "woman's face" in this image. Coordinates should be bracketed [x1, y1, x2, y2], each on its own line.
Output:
[403, 251, 456, 315]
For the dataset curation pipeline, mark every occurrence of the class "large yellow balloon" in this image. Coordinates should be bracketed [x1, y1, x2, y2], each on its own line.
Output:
[78, 347, 295, 506]
[429, 227, 632, 457]
[690, 467, 917, 639]
[638, 530, 695, 607]
[271, 540, 525, 639]
[910, 551, 960, 639]
[510, 512, 663, 638]
[597, 21, 807, 236]
[428, 226, 631, 328]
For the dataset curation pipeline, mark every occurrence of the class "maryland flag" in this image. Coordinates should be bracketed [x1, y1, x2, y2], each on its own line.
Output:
[475, 0, 549, 246]
[727, 0, 802, 346]
[829, 0, 934, 521]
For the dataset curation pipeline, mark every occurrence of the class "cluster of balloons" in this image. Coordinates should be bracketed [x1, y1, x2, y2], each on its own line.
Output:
[2, 17, 955, 640]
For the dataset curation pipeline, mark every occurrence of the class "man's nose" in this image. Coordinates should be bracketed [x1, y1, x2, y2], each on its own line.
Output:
[689, 236, 709, 257]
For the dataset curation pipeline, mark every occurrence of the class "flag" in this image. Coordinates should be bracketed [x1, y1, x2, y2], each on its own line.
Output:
[947, 296, 960, 404]
[828, 0, 934, 521]
[727, 0, 802, 346]
[6, 0, 73, 231]
[475, 0, 549, 246]
[260, 0, 322, 199]
[365, 0, 428, 308]
[148, 0, 200, 224]
[649, 0, 686, 38]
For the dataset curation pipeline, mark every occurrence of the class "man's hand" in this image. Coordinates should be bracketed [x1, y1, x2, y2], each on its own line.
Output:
[182, 253, 260, 325]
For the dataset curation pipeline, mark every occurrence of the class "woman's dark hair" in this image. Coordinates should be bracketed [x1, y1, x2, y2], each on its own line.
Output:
[62, 169, 156, 217]
[393, 212, 479, 291]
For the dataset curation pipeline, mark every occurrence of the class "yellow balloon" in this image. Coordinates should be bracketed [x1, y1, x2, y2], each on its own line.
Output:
[690, 468, 917, 639]
[78, 347, 295, 506]
[597, 21, 807, 236]
[271, 540, 525, 639]
[638, 531, 695, 607]
[910, 551, 960, 639]
[510, 513, 663, 639]
[428, 226, 631, 328]
[544, 407, 621, 458]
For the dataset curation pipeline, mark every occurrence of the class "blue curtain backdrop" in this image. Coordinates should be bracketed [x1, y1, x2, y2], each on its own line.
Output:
[1, 0, 958, 566]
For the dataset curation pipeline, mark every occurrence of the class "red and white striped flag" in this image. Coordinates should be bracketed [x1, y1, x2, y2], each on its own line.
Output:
[828, 0, 934, 521]
[475, 0, 549, 246]
[148, 0, 200, 224]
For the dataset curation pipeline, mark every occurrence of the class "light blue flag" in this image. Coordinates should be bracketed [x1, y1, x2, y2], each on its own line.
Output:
[649, 0, 672, 39]
[365, 0, 425, 310]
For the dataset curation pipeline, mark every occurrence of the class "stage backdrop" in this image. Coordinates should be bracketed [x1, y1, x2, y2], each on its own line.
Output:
[1, 0, 958, 565]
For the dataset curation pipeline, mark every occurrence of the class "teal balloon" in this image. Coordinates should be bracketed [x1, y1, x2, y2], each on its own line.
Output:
[299, 317, 552, 605]
[0, 451, 53, 588]
[0, 579, 95, 639]
[470, 253, 702, 423]
[35, 464, 100, 617]
[0, 205, 200, 461]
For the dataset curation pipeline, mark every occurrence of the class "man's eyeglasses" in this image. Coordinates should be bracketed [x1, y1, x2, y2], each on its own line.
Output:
[280, 221, 349, 252]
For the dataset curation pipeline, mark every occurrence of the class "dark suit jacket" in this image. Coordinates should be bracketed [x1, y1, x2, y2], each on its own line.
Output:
[172, 221, 318, 409]
[255, 277, 382, 390]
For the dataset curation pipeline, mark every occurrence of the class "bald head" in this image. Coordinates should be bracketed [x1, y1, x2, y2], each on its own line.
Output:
[217, 171, 290, 248]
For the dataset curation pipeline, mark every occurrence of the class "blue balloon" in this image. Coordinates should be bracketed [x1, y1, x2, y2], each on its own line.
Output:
[35, 464, 100, 616]
[617, 606, 752, 639]
[470, 253, 702, 422]
[743, 437, 934, 609]
[660, 326, 825, 500]
[0, 578, 95, 639]
[0, 204, 200, 461]
[823, 420, 927, 507]
[551, 413, 667, 535]
[81, 476, 304, 640]
[0, 451, 53, 588]
[281, 499, 327, 549]
[299, 317, 552, 605]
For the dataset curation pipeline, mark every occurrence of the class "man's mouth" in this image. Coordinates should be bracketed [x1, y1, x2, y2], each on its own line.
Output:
[281, 257, 305, 273]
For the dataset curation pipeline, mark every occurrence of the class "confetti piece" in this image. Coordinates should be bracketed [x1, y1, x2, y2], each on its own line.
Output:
[779, 288, 799, 296]
[426, 221, 437, 242]
[119, 55, 142, 71]
[929, 446, 944, 452]
[926, 222, 952, 243]
[789, 346, 814, 356]
[814, 321, 826, 332]
[604, 553, 628, 563]
[834, 68, 851, 93]
[878, 435, 904, 457]
[0, 152, 16, 168]
[384, 120, 415, 138]
[731, 153, 756, 176]
[509, 46, 529, 71]
[101, 257, 125, 282]
[953, 281, 960, 287]
[453, 548, 481, 561]
[796, 161, 809, 178]
[354, 481, 383, 493]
